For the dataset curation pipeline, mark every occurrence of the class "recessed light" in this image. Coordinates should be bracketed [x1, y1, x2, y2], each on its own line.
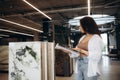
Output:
[23, 0, 52, 20]
[0, 29, 34, 37]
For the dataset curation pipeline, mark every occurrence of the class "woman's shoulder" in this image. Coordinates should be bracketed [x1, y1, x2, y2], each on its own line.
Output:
[92, 34, 101, 39]
[89, 34, 104, 47]
[93, 34, 100, 37]
[90, 34, 103, 42]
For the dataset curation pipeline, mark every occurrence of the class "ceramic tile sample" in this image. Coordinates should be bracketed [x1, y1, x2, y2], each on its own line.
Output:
[9, 42, 55, 80]
[9, 42, 41, 80]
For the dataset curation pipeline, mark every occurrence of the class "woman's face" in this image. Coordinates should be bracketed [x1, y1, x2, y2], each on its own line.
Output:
[79, 25, 85, 33]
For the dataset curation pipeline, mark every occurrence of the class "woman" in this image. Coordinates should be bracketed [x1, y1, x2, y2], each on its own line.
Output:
[70, 16, 104, 80]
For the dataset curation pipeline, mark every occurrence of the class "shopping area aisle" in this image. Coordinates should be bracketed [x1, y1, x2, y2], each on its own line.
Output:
[56, 56, 120, 80]
[0, 56, 120, 80]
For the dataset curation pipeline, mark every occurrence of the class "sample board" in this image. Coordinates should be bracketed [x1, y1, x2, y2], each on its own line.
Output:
[9, 42, 55, 80]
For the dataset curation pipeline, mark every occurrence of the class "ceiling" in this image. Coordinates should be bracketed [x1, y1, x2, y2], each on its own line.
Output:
[0, 0, 120, 72]
[0, 0, 120, 37]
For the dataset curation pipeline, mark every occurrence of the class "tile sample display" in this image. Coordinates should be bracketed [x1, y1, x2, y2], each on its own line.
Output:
[9, 42, 55, 80]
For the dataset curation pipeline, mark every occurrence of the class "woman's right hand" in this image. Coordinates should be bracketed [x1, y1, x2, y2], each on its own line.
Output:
[72, 48, 81, 52]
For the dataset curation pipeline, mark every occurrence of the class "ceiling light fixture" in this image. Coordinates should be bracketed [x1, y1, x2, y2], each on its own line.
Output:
[68, 14, 115, 26]
[0, 34, 9, 37]
[23, 0, 52, 20]
[0, 18, 43, 33]
[68, 0, 115, 27]
[88, 0, 90, 15]
[0, 29, 34, 37]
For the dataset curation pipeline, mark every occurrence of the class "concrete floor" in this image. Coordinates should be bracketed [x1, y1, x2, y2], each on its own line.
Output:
[0, 56, 120, 80]
[56, 56, 120, 80]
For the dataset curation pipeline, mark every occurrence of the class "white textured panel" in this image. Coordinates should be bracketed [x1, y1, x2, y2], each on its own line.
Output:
[9, 42, 41, 80]
[9, 41, 55, 80]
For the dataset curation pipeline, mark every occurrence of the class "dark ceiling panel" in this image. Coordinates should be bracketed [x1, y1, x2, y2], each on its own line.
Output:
[0, 0, 120, 38]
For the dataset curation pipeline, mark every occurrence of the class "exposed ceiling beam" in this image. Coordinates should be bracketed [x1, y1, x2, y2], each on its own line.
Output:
[46, 0, 67, 22]
[1, 5, 119, 18]
[104, 0, 120, 6]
